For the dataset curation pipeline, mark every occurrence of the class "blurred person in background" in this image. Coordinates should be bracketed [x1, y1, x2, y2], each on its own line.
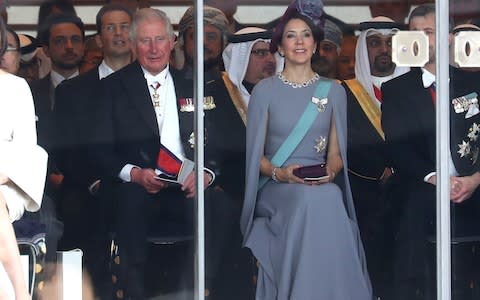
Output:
[337, 34, 357, 80]
[17, 34, 40, 83]
[313, 19, 343, 78]
[1, 26, 20, 74]
[79, 34, 103, 74]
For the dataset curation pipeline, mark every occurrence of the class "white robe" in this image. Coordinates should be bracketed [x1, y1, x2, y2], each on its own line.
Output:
[0, 72, 47, 221]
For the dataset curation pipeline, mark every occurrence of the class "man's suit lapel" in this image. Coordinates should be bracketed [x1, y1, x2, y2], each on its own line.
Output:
[120, 61, 160, 137]
[406, 68, 437, 160]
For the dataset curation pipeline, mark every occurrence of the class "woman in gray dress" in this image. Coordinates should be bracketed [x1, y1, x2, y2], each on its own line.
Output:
[240, 1, 373, 299]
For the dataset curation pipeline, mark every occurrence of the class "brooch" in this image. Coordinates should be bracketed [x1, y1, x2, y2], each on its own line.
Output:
[458, 122, 480, 164]
[314, 137, 327, 153]
[312, 97, 328, 112]
[452, 92, 479, 118]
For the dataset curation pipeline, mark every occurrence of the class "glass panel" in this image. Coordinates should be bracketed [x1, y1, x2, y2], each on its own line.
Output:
[448, 1, 480, 300]
[7, 0, 480, 299]
[345, 2, 440, 300]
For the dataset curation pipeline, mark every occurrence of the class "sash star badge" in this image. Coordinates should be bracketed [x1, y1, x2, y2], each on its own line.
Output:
[458, 140, 471, 157]
[312, 97, 328, 112]
[468, 123, 480, 142]
[314, 137, 327, 153]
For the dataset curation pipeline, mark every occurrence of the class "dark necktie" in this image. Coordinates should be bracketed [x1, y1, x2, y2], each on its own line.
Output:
[429, 83, 436, 105]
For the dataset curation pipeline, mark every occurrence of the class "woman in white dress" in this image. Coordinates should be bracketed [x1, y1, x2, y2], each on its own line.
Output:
[0, 16, 47, 299]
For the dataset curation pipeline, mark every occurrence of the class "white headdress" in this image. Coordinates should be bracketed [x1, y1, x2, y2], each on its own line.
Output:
[222, 27, 273, 106]
[355, 16, 409, 104]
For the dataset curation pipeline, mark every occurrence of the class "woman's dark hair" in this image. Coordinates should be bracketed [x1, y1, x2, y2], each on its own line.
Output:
[6, 26, 19, 50]
[271, 12, 324, 53]
[0, 17, 7, 58]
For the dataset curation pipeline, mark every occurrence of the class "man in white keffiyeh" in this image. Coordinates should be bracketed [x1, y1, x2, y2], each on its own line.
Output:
[222, 27, 277, 107]
[354, 16, 409, 106]
[341, 16, 409, 299]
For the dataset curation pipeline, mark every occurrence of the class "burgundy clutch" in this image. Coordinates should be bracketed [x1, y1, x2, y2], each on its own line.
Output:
[293, 163, 329, 181]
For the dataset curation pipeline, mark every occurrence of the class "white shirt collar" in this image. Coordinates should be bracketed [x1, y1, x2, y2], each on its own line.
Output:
[421, 68, 436, 88]
[50, 69, 78, 88]
[371, 74, 395, 89]
[98, 60, 115, 80]
[142, 65, 169, 85]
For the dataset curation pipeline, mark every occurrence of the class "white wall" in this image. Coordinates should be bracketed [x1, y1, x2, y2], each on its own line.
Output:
[6, 4, 372, 36]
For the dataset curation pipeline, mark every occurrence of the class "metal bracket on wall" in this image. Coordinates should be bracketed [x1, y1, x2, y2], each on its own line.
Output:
[392, 30, 429, 67]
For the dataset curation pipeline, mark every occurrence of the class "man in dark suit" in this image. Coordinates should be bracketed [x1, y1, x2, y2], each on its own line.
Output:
[174, 6, 253, 299]
[341, 16, 408, 299]
[382, 5, 480, 299]
[92, 8, 234, 299]
[54, 4, 132, 298]
[29, 12, 85, 266]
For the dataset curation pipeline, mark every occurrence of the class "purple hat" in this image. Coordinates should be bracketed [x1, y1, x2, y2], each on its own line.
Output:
[270, 0, 325, 52]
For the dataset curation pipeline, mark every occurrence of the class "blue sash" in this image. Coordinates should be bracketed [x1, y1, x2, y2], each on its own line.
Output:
[258, 79, 333, 189]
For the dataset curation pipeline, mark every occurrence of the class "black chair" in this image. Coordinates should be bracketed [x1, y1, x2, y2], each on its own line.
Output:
[13, 218, 47, 299]
[110, 219, 194, 300]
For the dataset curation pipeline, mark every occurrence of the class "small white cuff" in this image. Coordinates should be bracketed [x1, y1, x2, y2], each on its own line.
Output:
[424, 172, 436, 183]
[204, 168, 215, 186]
[119, 164, 139, 182]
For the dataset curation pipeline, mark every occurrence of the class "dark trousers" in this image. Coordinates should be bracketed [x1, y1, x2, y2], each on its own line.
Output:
[114, 182, 235, 300]
[391, 179, 480, 300]
[56, 182, 111, 299]
[350, 175, 395, 300]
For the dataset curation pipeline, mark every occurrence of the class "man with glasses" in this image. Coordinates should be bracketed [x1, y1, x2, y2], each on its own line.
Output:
[341, 16, 409, 299]
[52, 4, 133, 298]
[222, 27, 276, 107]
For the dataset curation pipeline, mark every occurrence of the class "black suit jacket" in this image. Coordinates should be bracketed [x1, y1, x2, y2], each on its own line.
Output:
[30, 74, 55, 156]
[54, 68, 102, 187]
[30, 74, 62, 185]
[172, 68, 246, 199]
[381, 67, 480, 182]
[93, 61, 164, 179]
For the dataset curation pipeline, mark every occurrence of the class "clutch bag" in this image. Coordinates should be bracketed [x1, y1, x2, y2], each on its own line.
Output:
[293, 163, 329, 181]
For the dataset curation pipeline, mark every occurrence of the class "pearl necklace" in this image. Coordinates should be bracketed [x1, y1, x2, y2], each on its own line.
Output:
[278, 72, 320, 88]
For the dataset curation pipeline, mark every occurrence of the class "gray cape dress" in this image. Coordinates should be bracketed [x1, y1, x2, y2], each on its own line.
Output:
[240, 75, 373, 300]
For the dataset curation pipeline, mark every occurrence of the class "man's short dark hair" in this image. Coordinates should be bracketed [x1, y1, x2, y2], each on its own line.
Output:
[96, 3, 133, 34]
[408, 4, 435, 25]
[38, 13, 85, 46]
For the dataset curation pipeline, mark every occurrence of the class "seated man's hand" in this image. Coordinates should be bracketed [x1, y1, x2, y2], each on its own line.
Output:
[131, 168, 168, 194]
[450, 172, 480, 203]
[181, 171, 211, 198]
